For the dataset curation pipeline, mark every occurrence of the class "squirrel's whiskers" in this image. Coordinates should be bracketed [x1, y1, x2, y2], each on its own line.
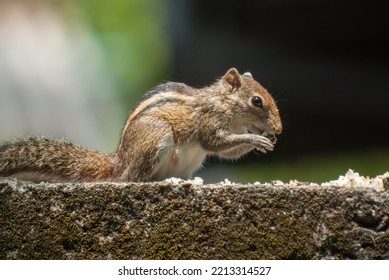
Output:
[0, 68, 282, 182]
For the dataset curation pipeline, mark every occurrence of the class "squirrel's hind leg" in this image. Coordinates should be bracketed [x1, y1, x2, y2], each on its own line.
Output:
[115, 117, 176, 182]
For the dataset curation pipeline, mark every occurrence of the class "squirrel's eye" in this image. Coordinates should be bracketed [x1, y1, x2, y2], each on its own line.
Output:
[252, 96, 263, 107]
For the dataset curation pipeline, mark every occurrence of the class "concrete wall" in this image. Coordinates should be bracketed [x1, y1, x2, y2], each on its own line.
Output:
[0, 178, 388, 259]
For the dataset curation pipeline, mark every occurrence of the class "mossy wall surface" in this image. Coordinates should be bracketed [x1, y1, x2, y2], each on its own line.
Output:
[0, 178, 388, 259]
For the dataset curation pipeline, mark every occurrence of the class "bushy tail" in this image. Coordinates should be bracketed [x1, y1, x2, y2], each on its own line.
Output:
[0, 136, 114, 183]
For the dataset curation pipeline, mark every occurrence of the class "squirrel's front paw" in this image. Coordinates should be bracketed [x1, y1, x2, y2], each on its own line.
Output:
[254, 135, 274, 153]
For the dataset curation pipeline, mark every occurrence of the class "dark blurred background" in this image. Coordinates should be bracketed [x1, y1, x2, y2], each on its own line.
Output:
[0, 0, 388, 183]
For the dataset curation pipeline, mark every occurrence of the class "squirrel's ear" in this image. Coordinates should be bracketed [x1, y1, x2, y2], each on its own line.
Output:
[222, 68, 242, 90]
[242, 72, 253, 79]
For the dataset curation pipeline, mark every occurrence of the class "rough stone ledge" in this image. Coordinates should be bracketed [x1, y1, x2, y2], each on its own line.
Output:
[0, 175, 388, 260]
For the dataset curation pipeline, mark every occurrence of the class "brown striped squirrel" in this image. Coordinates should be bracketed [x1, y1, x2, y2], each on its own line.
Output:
[0, 68, 282, 182]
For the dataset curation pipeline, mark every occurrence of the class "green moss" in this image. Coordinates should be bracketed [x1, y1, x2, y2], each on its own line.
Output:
[1, 180, 388, 259]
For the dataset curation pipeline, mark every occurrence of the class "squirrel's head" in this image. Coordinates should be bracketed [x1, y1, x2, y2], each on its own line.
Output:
[221, 68, 282, 138]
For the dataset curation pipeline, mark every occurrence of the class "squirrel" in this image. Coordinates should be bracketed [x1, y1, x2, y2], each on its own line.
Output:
[0, 68, 282, 183]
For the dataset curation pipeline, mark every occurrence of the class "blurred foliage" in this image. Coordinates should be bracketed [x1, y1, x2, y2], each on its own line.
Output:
[8, 0, 381, 182]
[70, 0, 171, 104]
[238, 148, 389, 183]
[198, 148, 389, 183]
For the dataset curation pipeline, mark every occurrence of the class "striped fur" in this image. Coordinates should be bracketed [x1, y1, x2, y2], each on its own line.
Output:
[0, 68, 282, 182]
[0, 136, 113, 182]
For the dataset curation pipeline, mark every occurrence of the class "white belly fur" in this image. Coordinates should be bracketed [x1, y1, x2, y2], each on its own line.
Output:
[155, 141, 207, 180]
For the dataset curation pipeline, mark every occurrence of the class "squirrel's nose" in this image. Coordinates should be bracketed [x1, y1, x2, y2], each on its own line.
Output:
[270, 115, 282, 135]
[269, 108, 282, 135]
[274, 123, 282, 135]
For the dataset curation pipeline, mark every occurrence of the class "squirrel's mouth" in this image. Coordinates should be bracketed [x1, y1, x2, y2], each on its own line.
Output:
[247, 125, 277, 144]
[247, 125, 263, 135]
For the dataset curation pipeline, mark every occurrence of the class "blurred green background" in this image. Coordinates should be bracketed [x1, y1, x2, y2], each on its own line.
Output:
[0, 0, 388, 183]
